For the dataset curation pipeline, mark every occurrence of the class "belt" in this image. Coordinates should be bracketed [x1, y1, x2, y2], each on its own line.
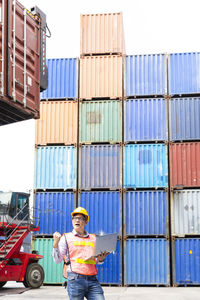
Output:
[67, 272, 96, 280]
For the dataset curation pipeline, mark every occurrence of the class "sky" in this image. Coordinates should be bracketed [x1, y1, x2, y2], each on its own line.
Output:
[0, 0, 200, 193]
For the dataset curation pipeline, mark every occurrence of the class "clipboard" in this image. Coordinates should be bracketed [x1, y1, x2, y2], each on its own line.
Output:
[85, 233, 118, 261]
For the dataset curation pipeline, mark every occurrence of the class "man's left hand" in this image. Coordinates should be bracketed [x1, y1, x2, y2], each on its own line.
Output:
[97, 251, 110, 262]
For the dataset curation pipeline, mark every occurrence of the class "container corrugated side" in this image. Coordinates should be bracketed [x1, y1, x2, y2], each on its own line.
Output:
[40, 58, 78, 100]
[80, 13, 125, 56]
[79, 100, 122, 143]
[79, 145, 122, 190]
[169, 98, 200, 141]
[125, 54, 167, 97]
[124, 238, 170, 285]
[124, 191, 168, 236]
[173, 238, 200, 285]
[124, 99, 168, 142]
[79, 191, 122, 235]
[35, 101, 78, 146]
[35, 146, 77, 190]
[97, 240, 122, 284]
[35, 192, 75, 235]
[168, 52, 200, 95]
[171, 190, 200, 236]
[169, 142, 200, 189]
[33, 238, 65, 284]
[124, 144, 168, 188]
[80, 56, 123, 100]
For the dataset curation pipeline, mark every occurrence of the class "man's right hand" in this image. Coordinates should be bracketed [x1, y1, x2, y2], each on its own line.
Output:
[53, 232, 61, 248]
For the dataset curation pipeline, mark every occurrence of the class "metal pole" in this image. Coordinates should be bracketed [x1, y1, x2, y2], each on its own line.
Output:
[12, 0, 16, 101]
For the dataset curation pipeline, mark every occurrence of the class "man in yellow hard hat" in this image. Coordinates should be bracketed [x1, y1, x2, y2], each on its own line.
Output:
[52, 207, 109, 300]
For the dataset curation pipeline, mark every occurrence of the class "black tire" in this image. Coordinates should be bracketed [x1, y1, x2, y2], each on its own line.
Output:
[24, 263, 44, 288]
[0, 282, 7, 288]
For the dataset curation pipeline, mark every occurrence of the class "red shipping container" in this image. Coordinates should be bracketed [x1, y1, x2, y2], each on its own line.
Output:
[169, 142, 200, 188]
[0, 0, 47, 125]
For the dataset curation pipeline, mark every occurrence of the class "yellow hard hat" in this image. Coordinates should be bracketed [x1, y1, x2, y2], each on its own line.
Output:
[71, 207, 89, 222]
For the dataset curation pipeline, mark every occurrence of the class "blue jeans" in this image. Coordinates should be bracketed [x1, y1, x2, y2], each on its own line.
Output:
[67, 272, 105, 300]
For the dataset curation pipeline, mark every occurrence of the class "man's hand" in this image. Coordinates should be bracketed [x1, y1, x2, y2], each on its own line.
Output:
[53, 232, 61, 248]
[97, 251, 110, 262]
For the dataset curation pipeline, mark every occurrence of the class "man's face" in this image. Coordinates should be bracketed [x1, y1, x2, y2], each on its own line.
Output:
[72, 213, 87, 232]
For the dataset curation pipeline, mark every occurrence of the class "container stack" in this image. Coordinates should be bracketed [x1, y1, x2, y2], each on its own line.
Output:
[33, 58, 79, 284]
[78, 13, 125, 285]
[168, 52, 200, 286]
[123, 54, 170, 286]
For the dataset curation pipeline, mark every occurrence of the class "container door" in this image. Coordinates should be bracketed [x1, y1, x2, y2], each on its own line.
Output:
[7, 0, 40, 112]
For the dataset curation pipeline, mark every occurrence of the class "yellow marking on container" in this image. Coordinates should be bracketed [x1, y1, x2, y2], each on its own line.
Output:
[189, 250, 192, 254]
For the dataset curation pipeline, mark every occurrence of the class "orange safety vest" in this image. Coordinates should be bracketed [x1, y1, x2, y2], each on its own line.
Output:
[65, 232, 97, 276]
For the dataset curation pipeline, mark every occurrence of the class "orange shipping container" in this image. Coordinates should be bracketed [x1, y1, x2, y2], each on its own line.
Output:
[80, 12, 125, 56]
[35, 101, 78, 146]
[80, 55, 123, 100]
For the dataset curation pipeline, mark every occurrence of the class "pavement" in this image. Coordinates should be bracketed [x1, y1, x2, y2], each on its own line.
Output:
[0, 282, 200, 300]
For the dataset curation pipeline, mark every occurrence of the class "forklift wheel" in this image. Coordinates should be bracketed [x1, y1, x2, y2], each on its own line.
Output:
[0, 282, 7, 288]
[24, 263, 44, 288]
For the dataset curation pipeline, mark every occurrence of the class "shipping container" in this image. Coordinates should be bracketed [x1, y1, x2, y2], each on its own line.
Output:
[124, 144, 168, 188]
[169, 142, 200, 189]
[40, 58, 78, 100]
[97, 240, 122, 284]
[125, 54, 167, 97]
[0, 1, 48, 125]
[80, 55, 123, 100]
[35, 146, 77, 190]
[124, 238, 170, 285]
[35, 101, 78, 146]
[168, 52, 200, 96]
[33, 238, 65, 284]
[124, 191, 168, 236]
[79, 191, 122, 235]
[79, 100, 122, 143]
[169, 98, 200, 141]
[124, 98, 168, 142]
[80, 12, 125, 56]
[34, 192, 75, 235]
[79, 145, 122, 189]
[171, 190, 200, 236]
[172, 238, 200, 285]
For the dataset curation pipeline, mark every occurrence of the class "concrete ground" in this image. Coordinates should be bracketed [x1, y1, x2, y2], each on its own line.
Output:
[1, 282, 200, 300]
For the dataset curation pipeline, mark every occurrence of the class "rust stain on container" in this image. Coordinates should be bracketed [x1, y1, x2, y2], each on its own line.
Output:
[80, 12, 125, 56]
[80, 55, 123, 100]
[0, 0, 41, 125]
[169, 142, 200, 188]
[35, 101, 78, 146]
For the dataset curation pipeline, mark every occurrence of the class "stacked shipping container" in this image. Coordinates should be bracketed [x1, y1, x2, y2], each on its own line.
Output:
[168, 52, 200, 286]
[78, 12, 125, 284]
[123, 54, 170, 286]
[34, 58, 78, 284]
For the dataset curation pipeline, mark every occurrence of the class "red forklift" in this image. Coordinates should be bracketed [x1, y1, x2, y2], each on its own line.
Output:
[0, 192, 44, 288]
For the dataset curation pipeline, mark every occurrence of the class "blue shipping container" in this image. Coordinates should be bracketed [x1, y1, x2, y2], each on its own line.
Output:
[124, 239, 170, 285]
[79, 191, 122, 235]
[169, 98, 200, 141]
[124, 98, 168, 142]
[97, 240, 122, 284]
[79, 145, 122, 189]
[35, 192, 75, 235]
[123, 144, 168, 188]
[40, 58, 78, 100]
[124, 191, 168, 236]
[125, 54, 167, 97]
[35, 146, 77, 190]
[173, 238, 200, 285]
[168, 52, 200, 95]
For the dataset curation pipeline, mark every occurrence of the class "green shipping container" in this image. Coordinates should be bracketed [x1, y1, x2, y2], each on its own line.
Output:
[79, 100, 122, 143]
[33, 238, 65, 284]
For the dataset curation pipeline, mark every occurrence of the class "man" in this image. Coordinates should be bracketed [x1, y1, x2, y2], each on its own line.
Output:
[52, 207, 109, 300]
